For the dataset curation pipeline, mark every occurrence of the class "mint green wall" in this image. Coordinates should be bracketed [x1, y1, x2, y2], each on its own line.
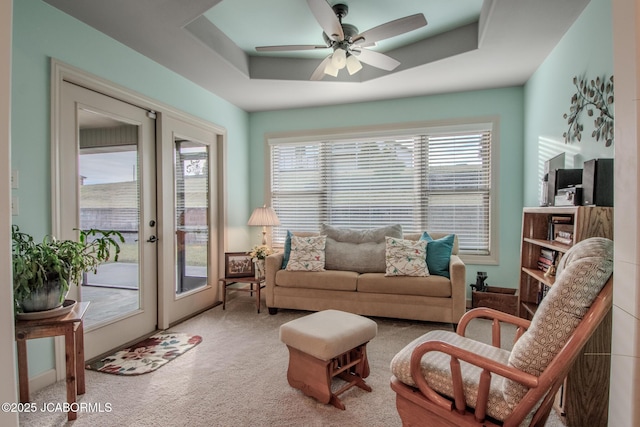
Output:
[11, 0, 249, 376]
[249, 87, 525, 293]
[524, 0, 614, 206]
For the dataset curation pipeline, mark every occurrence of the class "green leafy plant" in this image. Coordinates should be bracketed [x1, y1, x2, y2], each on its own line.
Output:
[12, 225, 124, 312]
[563, 75, 614, 147]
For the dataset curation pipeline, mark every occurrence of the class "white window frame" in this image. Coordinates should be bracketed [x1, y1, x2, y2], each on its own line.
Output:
[265, 118, 500, 265]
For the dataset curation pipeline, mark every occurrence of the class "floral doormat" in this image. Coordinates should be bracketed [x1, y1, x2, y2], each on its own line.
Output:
[86, 332, 202, 376]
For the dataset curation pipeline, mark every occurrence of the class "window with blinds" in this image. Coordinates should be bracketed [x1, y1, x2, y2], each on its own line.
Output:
[269, 123, 494, 257]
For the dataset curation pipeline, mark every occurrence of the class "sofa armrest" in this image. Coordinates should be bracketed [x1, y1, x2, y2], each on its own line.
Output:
[265, 253, 284, 307]
[449, 254, 466, 324]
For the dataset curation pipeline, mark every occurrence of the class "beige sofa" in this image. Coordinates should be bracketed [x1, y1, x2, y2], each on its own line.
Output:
[265, 229, 466, 325]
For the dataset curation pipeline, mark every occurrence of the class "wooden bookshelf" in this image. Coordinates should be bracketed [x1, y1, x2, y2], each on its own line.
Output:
[518, 206, 613, 426]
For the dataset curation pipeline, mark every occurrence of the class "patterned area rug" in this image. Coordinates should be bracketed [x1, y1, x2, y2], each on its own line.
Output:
[86, 332, 202, 375]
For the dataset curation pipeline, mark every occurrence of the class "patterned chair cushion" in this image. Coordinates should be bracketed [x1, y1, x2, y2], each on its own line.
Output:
[503, 237, 613, 406]
[390, 330, 515, 422]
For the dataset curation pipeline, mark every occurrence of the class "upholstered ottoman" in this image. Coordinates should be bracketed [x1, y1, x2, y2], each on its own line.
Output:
[279, 309, 378, 409]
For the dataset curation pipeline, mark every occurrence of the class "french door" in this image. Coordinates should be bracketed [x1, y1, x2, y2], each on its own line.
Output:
[158, 115, 219, 327]
[53, 61, 223, 360]
[59, 81, 158, 359]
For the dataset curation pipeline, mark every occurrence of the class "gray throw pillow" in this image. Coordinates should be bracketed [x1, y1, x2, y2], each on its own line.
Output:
[321, 224, 403, 273]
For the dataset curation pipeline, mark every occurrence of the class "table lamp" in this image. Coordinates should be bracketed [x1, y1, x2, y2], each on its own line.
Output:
[247, 205, 280, 245]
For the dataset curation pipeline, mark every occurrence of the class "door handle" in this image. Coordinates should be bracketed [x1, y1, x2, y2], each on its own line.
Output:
[146, 235, 158, 243]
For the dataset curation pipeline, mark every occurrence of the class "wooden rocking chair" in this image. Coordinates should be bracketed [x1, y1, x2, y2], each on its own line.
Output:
[390, 237, 613, 427]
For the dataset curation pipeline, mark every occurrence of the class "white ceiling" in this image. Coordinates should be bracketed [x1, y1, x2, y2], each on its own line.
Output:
[43, 0, 590, 113]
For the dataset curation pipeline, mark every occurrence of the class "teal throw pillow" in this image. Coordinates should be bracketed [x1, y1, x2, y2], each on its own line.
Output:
[281, 230, 293, 269]
[419, 232, 454, 278]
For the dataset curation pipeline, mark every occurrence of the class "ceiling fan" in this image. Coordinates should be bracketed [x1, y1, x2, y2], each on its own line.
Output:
[255, 0, 428, 80]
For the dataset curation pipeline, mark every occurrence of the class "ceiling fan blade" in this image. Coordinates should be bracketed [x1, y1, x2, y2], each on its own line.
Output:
[353, 14, 427, 45]
[355, 49, 400, 71]
[310, 56, 332, 81]
[256, 45, 329, 52]
[307, 0, 344, 41]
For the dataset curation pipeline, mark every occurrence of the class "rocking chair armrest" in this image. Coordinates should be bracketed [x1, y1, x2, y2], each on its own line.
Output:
[457, 307, 531, 348]
[409, 340, 539, 414]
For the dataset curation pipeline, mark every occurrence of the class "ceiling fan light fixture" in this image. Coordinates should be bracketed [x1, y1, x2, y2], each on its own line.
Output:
[346, 54, 362, 75]
[331, 48, 347, 69]
[324, 59, 339, 77]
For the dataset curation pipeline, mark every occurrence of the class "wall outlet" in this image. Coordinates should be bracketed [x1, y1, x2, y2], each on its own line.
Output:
[11, 196, 18, 215]
[11, 169, 18, 189]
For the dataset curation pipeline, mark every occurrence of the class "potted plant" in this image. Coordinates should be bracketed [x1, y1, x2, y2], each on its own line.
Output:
[12, 225, 124, 314]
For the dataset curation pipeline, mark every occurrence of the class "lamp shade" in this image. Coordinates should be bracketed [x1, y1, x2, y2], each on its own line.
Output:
[324, 60, 339, 77]
[346, 54, 362, 75]
[331, 48, 347, 69]
[247, 205, 280, 227]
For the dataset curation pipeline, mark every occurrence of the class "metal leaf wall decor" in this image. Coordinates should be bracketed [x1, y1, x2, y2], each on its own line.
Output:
[562, 75, 614, 147]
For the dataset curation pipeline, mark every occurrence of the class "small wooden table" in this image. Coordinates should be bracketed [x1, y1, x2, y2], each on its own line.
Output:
[219, 276, 265, 313]
[15, 301, 90, 421]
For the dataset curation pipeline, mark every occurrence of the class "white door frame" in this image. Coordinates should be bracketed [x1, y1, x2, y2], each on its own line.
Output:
[50, 58, 227, 370]
[1, 1, 19, 425]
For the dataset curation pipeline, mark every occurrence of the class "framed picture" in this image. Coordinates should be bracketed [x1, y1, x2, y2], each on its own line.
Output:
[224, 252, 255, 278]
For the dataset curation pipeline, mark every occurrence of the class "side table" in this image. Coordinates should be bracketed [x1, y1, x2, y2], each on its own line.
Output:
[15, 301, 90, 421]
[219, 276, 265, 313]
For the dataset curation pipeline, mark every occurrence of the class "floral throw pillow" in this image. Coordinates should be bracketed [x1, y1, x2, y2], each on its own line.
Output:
[285, 235, 326, 272]
[385, 237, 429, 277]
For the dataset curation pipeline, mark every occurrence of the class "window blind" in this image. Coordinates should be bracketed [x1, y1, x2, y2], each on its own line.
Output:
[269, 126, 492, 256]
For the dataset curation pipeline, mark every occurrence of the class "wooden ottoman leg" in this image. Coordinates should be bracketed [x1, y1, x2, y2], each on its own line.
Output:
[353, 343, 370, 379]
[286, 346, 332, 405]
[286, 343, 374, 410]
[330, 344, 372, 408]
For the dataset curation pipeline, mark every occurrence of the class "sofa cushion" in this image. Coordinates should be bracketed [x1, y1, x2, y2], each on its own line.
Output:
[286, 235, 326, 272]
[357, 273, 451, 297]
[275, 269, 358, 291]
[385, 237, 429, 277]
[420, 232, 455, 278]
[322, 224, 403, 273]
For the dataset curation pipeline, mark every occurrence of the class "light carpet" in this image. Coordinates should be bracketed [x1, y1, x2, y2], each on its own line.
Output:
[19, 294, 563, 427]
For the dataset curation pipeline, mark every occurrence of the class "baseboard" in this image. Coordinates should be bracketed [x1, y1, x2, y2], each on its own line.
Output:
[28, 368, 57, 394]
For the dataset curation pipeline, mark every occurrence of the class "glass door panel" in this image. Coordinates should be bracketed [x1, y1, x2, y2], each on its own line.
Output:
[60, 80, 157, 359]
[78, 108, 141, 329]
[175, 139, 209, 294]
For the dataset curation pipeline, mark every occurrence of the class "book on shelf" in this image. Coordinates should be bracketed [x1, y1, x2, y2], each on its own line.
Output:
[538, 248, 557, 269]
[538, 258, 553, 273]
[537, 261, 550, 272]
[540, 248, 557, 261]
[538, 256, 553, 266]
[551, 215, 573, 224]
[548, 215, 574, 241]
[554, 230, 573, 245]
[537, 282, 550, 304]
